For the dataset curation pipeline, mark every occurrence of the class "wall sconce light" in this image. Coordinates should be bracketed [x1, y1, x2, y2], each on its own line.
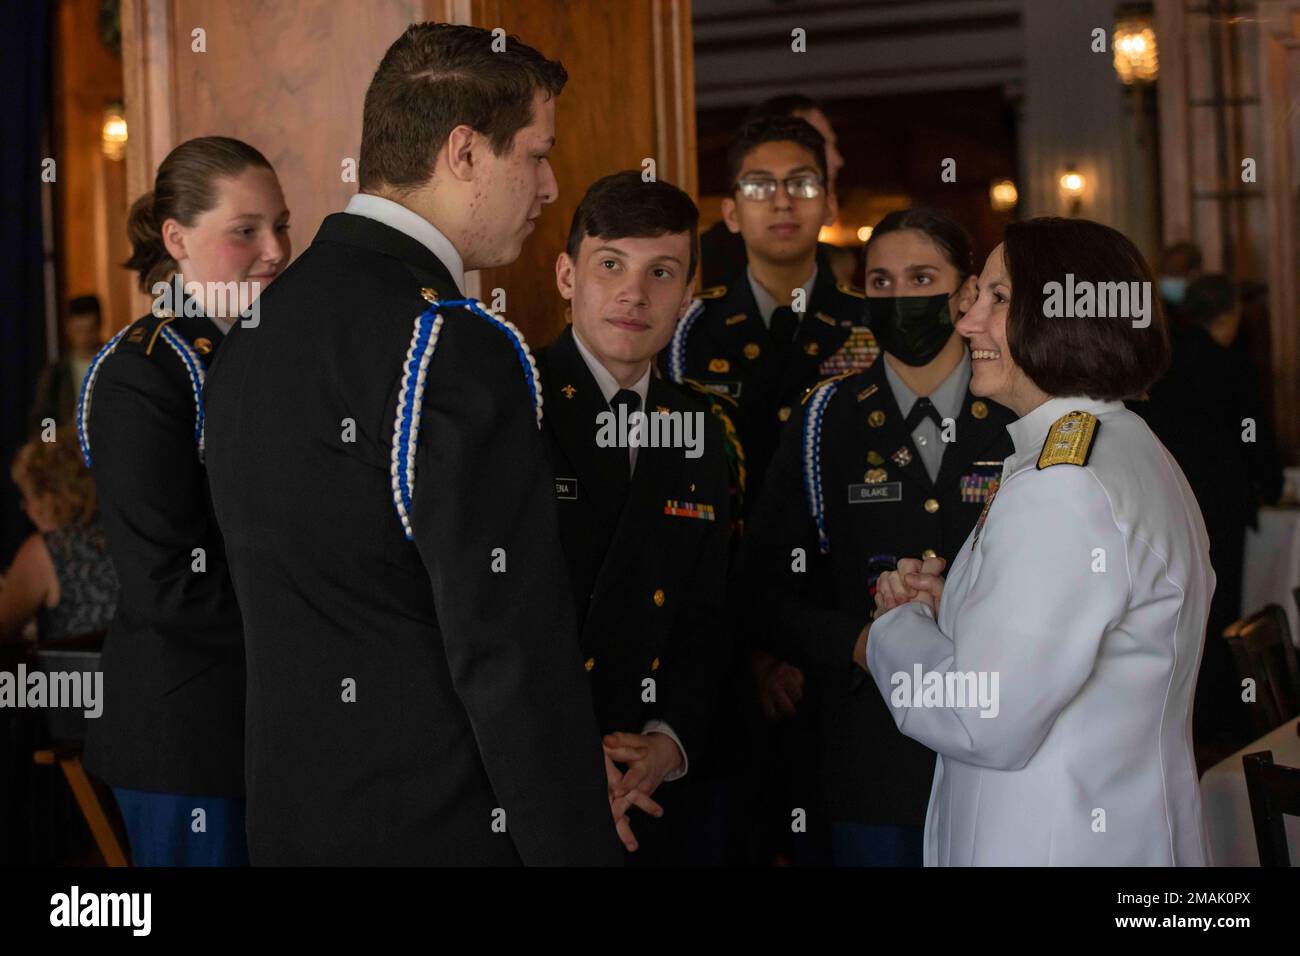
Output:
[1059, 168, 1086, 216]
[989, 179, 1018, 211]
[856, 226, 873, 243]
[1113, 12, 1158, 85]
[102, 104, 127, 161]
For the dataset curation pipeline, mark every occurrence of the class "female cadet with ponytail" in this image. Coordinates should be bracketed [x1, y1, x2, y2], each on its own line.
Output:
[742, 208, 1016, 866]
[78, 136, 289, 865]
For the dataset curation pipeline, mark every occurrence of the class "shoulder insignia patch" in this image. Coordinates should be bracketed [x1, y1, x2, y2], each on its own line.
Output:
[1037, 411, 1098, 469]
[696, 284, 727, 300]
[835, 280, 866, 299]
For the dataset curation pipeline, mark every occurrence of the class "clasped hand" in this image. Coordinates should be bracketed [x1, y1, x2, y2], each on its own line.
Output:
[874, 555, 947, 618]
[602, 731, 682, 853]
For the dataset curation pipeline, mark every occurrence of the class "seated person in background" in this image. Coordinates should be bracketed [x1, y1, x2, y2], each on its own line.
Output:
[0, 438, 118, 642]
[538, 171, 732, 863]
[1130, 273, 1283, 751]
[29, 295, 104, 435]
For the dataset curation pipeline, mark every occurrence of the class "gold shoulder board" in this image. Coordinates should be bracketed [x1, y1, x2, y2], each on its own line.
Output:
[835, 280, 865, 299]
[696, 284, 727, 300]
[1037, 411, 1098, 469]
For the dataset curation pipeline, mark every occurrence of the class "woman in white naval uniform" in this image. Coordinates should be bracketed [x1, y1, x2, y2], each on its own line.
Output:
[864, 217, 1213, 866]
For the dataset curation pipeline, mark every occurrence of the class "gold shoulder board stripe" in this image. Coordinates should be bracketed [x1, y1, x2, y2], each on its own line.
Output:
[835, 280, 866, 299]
[696, 284, 727, 300]
[800, 370, 854, 405]
[1037, 411, 1098, 469]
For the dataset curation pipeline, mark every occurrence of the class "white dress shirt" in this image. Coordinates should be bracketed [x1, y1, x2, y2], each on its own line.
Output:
[867, 395, 1213, 865]
[569, 326, 687, 781]
[343, 193, 466, 294]
[572, 327, 650, 474]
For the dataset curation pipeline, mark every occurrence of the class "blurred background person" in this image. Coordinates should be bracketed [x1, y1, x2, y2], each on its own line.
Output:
[79, 135, 289, 866]
[1131, 273, 1283, 757]
[28, 295, 104, 436]
[0, 438, 116, 642]
[1155, 241, 1203, 322]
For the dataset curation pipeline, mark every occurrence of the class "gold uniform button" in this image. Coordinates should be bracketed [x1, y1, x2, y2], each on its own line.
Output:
[743, 342, 761, 360]
[651, 657, 660, 672]
[868, 410, 886, 428]
[193, 337, 213, 355]
[971, 400, 989, 420]
[653, 588, 666, 607]
[921, 548, 937, 560]
[924, 498, 940, 514]
[778, 406, 792, 422]
[584, 657, 595, 672]
[803, 341, 820, 356]
[708, 358, 730, 373]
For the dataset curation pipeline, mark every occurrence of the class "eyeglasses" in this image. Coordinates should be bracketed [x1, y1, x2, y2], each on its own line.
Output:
[734, 174, 824, 202]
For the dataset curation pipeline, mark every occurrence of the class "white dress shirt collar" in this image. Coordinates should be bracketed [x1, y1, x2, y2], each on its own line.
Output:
[571, 326, 650, 408]
[343, 193, 466, 294]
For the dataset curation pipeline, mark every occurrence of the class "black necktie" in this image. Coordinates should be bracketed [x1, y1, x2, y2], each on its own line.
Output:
[609, 389, 641, 480]
[905, 396, 943, 432]
[770, 306, 798, 350]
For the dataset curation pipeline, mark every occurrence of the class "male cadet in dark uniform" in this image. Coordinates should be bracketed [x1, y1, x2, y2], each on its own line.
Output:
[660, 115, 876, 864]
[742, 209, 1014, 865]
[537, 171, 731, 863]
[202, 23, 621, 866]
[662, 115, 876, 518]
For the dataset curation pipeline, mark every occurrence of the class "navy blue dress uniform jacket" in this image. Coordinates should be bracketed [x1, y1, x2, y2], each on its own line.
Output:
[741, 356, 1015, 825]
[202, 213, 622, 865]
[81, 309, 245, 797]
[537, 327, 732, 761]
[659, 264, 877, 517]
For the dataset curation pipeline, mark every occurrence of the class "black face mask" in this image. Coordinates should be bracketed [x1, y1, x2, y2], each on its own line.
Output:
[864, 293, 955, 367]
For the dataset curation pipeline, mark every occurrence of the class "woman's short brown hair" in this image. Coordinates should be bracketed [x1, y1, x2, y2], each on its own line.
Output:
[11, 439, 98, 528]
[1004, 217, 1170, 401]
[358, 22, 567, 194]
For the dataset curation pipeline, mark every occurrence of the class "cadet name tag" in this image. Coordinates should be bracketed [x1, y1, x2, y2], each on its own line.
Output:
[555, 477, 578, 500]
[848, 481, 901, 504]
[701, 380, 742, 399]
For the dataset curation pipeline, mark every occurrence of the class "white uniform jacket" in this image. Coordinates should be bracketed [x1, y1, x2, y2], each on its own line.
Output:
[867, 395, 1214, 865]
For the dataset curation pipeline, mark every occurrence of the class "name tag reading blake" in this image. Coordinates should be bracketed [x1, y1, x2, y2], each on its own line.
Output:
[555, 477, 578, 500]
[848, 481, 902, 504]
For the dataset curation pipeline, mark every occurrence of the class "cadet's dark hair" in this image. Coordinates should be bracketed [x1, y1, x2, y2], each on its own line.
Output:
[1181, 274, 1237, 327]
[1003, 217, 1170, 401]
[866, 208, 975, 278]
[565, 172, 699, 281]
[725, 116, 827, 188]
[124, 136, 274, 293]
[743, 93, 821, 125]
[358, 22, 567, 194]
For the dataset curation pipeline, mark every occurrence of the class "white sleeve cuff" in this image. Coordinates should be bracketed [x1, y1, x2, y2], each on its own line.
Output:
[641, 720, 688, 781]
